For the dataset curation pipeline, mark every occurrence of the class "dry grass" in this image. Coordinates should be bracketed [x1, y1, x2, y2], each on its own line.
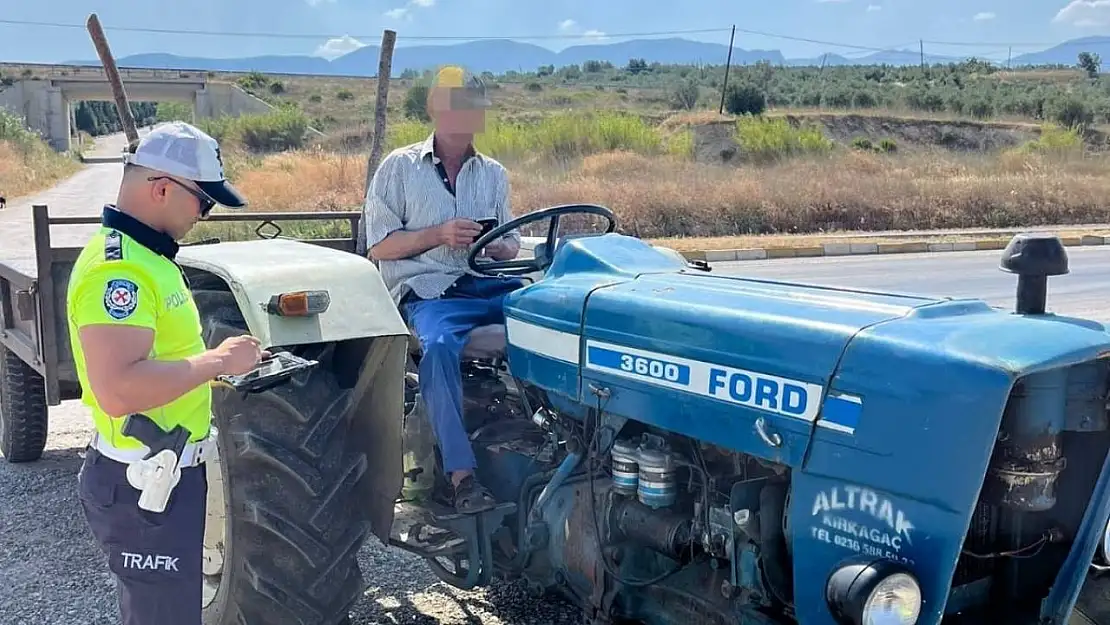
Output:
[207, 141, 1110, 243]
[0, 140, 82, 200]
[511, 149, 1110, 239]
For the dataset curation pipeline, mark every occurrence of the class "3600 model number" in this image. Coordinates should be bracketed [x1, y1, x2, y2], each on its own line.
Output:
[586, 345, 692, 386]
[619, 354, 684, 382]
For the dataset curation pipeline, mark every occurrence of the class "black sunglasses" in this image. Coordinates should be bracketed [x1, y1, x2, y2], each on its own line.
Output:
[148, 176, 216, 217]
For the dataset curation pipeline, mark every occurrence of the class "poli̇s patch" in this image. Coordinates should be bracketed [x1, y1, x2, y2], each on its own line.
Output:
[103, 278, 139, 320]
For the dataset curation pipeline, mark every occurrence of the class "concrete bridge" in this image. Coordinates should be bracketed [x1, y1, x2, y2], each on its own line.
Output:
[0, 68, 273, 152]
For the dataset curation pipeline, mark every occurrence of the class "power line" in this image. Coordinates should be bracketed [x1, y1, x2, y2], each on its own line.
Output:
[0, 19, 729, 41]
[0, 17, 1095, 58]
[924, 37, 1109, 48]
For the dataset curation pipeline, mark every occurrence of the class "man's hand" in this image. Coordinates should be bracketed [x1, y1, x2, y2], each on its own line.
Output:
[436, 218, 483, 250]
[482, 237, 520, 261]
[214, 335, 270, 376]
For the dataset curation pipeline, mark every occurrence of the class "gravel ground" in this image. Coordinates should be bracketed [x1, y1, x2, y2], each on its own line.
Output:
[0, 134, 583, 625]
[0, 404, 582, 625]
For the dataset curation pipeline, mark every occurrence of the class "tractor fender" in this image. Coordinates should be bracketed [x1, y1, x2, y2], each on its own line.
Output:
[177, 238, 409, 348]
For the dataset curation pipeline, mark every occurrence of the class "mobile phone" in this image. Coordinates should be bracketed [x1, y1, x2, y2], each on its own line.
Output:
[477, 218, 498, 238]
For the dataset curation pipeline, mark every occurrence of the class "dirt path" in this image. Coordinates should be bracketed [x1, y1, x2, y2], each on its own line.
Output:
[0, 131, 135, 262]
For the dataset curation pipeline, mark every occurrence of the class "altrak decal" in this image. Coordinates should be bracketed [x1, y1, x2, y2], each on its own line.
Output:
[809, 485, 916, 565]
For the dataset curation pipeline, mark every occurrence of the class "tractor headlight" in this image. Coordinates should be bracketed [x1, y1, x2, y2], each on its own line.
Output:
[861, 572, 921, 625]
[827, 558, 922, 625]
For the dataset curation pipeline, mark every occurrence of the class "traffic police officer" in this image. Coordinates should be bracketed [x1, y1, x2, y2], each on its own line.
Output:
[67, 121, 267, 625]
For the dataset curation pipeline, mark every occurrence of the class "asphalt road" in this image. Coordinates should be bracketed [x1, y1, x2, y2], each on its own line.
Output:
[708, 245, 1110, 323]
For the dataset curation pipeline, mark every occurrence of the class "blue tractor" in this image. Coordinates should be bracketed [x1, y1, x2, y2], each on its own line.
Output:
[379, 204, 1110, 625]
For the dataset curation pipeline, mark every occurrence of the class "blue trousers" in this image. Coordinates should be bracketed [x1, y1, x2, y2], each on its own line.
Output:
[402, 274, 523, 475]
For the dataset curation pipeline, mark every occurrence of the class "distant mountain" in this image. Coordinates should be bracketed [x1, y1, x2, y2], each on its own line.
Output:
[59, 35, 1104, 77]
[1012, 36, 1110, 66]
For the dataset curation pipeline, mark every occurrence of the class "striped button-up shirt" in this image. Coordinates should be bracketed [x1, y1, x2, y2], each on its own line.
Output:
[363, 133, 520, 304]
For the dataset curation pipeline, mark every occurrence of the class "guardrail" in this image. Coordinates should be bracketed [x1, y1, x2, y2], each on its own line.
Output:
[3, 62, 209, 81]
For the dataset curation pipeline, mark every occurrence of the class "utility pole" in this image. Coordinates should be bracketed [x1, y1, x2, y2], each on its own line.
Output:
[818, 53, 828, 109]
[718, 24, 736, 115]
[1007, 46, 1013, 69]
[919, 39, 925, 71]
[357, 29, 397, 258]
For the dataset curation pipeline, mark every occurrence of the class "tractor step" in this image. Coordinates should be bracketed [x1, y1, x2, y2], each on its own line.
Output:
[388, 500, 517, 560]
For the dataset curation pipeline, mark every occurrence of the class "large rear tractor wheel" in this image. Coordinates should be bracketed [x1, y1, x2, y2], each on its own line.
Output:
[0, 344, 48, 463]
[194, 290, 369, 625]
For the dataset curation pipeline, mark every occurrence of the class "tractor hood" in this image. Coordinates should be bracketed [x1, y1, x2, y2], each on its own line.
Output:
[503, 233, 1110, 625]
[503, 233, 1110, 466]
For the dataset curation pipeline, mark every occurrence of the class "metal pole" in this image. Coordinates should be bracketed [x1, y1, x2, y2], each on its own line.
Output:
[358, 29, 397, 257]
[718, 25, 736, 114]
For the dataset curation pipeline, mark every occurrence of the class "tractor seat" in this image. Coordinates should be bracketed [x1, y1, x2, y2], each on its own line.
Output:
[407, 323, 508, 361]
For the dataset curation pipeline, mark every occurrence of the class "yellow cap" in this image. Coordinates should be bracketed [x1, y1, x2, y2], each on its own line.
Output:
[428, 64, 491, 109]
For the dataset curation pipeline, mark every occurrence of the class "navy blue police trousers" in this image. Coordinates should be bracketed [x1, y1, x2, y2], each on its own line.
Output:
[402, 274, 524, 475]
[78, 446, 207, 625]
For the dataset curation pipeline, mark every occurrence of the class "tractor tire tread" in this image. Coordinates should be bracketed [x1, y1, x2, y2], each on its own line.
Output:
[0, 344, 48, 463]
[195, 290, 368, 625]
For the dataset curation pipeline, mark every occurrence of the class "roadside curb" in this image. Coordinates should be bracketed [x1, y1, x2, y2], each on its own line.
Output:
[674, 233, 1110, 262]
[79, 154, 123, 164]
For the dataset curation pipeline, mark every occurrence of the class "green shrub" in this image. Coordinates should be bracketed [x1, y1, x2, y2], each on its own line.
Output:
[724, 84, 766, 116]
[672, 80, 699, 110]
[1047, 97, 1093, 129]
[380, 111, 665, 163]
[1012, 123, 1084, 156]
[735, 115, 833, 163]
[197, 108, 309, 153]
[403, 85, 431, 121]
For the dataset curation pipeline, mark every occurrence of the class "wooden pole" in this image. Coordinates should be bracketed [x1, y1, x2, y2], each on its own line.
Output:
[86, 14, 139, 148]
[718, 25, 736, 115]
[358, 29, 397, 257]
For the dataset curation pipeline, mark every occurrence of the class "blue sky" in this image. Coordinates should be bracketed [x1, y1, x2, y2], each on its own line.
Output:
[0, 0, 1107, 64]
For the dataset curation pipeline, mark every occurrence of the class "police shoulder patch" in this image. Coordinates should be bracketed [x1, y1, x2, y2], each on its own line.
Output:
[103, 278, 140, 320]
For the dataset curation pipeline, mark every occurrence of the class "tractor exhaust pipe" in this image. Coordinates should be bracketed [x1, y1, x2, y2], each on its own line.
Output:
[999, 233, 1069, 316]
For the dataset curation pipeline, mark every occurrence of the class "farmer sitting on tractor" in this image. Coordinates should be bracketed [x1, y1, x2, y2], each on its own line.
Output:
[363, 65, 521, 514]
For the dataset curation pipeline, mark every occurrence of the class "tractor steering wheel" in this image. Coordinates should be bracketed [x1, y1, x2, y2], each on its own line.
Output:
[467, 203, 617, 276]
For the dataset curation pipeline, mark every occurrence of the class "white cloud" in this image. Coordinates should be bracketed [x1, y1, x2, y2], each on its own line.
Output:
[304, 0, 335, 6]
[973, 11, 996, 20]
[384, 0, 434, 20]
[867, 4, 881, 11]
[1054, 0, 1110, 26]
[314, 35, 367, 60]
[555, 20, 605, 41]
